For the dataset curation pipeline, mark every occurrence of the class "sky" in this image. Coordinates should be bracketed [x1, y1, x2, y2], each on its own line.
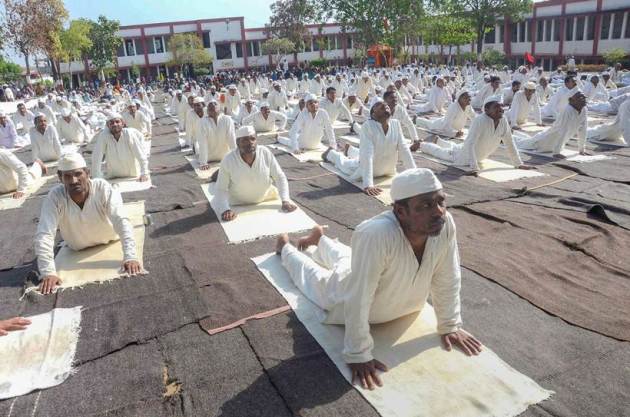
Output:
[5, 0, 276, 64]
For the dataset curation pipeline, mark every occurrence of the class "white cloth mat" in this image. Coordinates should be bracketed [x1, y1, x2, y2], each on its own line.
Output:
[185, 155, 219, 180]
[252, 252, 553, 417]
[320, 162, 394, 205]
[519, 148, 613, 163]
[0, 307, 82, 399]
[201, 183, 317, 244]
[0, 175, 53, 211]
[109, 177, 153, 193]
[269, 142, 328, 163]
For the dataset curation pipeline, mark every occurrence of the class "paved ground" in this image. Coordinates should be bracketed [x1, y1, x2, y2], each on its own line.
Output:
[1, 95, 629, 417]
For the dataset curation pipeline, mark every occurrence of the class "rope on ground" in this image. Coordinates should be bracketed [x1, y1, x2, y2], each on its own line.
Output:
[287, 172, 336, 181]
[515, 173, 579, 196]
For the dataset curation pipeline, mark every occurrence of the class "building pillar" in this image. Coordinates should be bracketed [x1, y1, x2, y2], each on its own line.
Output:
[140, 28, 150, 80]
[239, 18, 249, 70]
[592, 0, 604, 56]
[558, 4, 566, 60]
[531, 7, 538, 56]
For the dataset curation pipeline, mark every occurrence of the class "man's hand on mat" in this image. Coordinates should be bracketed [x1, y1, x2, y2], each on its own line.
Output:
[0, 317, 32, 336]
[455, 131, 464, 138]
[39, 275, 61, 295]
[364, 186, 383, 196]
[554, 153, 567, 159]
[281, 201, 297, 212]
[222, 209, 237, 221]
[465, 170, 479, 177]
[350, 359, 388, 390]
[579, 150, 590, 156]
[138, 174, 149, 182]
[293, 149, 303, 155]
[122, 260, 143, 276]
[518, 164, 537, 170]
[12, 191, 25, 199]
[441, 329, 483, 356]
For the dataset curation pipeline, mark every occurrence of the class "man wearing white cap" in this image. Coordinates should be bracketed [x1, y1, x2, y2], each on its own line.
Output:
[331, 74, 349, 97]
[582, 75, 609, 103]
[471, 76, 502, 110]
[91, 113, 150, 181]
[36, 100, 56, 128]
[416, 90, 474, 138]
[198, 100, 236, 169]
[238, 78, 251, 101]
[0, 147, 45, 199]
[137, 90, 155, 120]
[35, 152, 143, 294]
[282, 93, 336, 153]
[30, 114, 62, 163]
[275, 168, 482, 390]
[12, 102, 35, 134]
[320, 87, 355, 126]
[309, 74, 326, 96]
[185, 97, 206, 153]
[416, 77, 450, 114]
[169, 90, 185, 120]
[58, 108, 91, 144]
[383, 90, 418, 143]
[506, 82, 543, 129]
[212, 125, 296, 221]
[268, 82, 289, 112]
[323, 99, 416, 196]
[587, 97, 629, 145]
[298, 74, 310, 95]
[541, 76, 579, 119]
[501, 80, 521, 107]
[242, 102, 287, 133]
[122, 100, 152, 139]
[514, 91, 589, 157]
[235, 99, 259, 126]
[224, 85, 242, 117]
[0, 110, 20, 149]
[420, 96, 533, 174]
[356, 72, 375, 103]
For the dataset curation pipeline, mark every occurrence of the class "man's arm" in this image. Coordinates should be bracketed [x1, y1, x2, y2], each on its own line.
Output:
[502, 123, 524, 167]
[104, 183, 138, 263]
[241, 113, 256, 126]
[51, 127, 62, 157]
[400, 109, 419, 141]
[34, 193, 61, 277]
[274, 111, 288, 130]
[395, 121, 417, 170]
[287, 111, 303, 151]
[129, 130, 150, 177]
[212, 158, 232, 216]
[269, 152, 291, 203]
[226, 118, 237, 150]
[321, 111, 337, 149]
[339, 101, 354, 124]
[91, 134, 104, 178]
[359, 125, 376, 189]
[2, 151, 31, 193]
[576, 110, 587, 153]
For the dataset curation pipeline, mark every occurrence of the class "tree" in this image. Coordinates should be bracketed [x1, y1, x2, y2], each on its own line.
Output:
[129, 63, 140, 81]
[59, 19, 92, 88]
[417, 12, 476, 64]
[1, 0, 68, 79]
[261, 37, 295, 68]
[0, 56, 22, 83]
[602, 48, 627, 67]
[167, 33, 212, 78]
[87, 15, 122, 81]
[268, 0, 319, 52]
[432, 0, 532, 57]
[481, 49, 507, 66]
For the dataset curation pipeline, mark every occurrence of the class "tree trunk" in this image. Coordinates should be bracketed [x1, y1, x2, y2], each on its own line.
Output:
[23, 53, 31, 83]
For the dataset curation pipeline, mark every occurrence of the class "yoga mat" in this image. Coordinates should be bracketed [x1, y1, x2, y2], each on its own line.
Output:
[0, 175, 53, 211]
[201, 183, 318, 244]
[109, 177, 154, 194]
[269, 142, 328, 163]
[319, 162, 394, 205]
[338, 134, 360, 147]
[587, 138, 629, 148]
[252, 252, 553, 417]
[257, 130, 288, 141]
[0, 306, 82, 399]
[185, 155, 219, 180]
[332, 120, 351, 134]
[417, 153, 546, 182]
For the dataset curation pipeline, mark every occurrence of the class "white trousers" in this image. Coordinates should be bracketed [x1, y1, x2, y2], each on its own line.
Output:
[281, 236, 351, 311]
[419, 138, 460, 162]
[587, 123, 627, 144]
[327, 145, 359, 176]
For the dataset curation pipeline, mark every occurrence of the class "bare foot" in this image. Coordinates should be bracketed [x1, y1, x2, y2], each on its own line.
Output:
[297, 225, 324, 250]
[426, 134, 438, 144]
[343, 143, 350, 156]
[322, 147, 333, 163]
[276, 233, 290, 255]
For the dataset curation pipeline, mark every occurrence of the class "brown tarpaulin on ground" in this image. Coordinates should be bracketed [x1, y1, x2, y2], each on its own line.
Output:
[451, 202, 630, 341]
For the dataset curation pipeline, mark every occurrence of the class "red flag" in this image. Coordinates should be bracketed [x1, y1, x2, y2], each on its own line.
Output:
[524, 52, 535, 64]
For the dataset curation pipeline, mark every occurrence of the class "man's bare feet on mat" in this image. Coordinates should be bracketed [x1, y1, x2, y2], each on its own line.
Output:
[276, 233, 290, 255]
[426, 134, 438, 144]
[343, 143, 350, 156]
[321, 147, 332, 163]
[297, 225, 324, 250]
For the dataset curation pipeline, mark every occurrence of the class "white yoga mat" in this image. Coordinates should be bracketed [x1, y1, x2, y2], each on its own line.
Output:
[257, 130, 288, 141]
[319, 162, 394, 205]
[269, 142, 328, 163]
[338, 134, 360, 147]
[332, 120, 351, 134]
[201, 183, 317, 244]
[417, 153, 546, 182]
[0, 175, 53, 211]
[519, 148, 613, 163]
[587, 138, 629, 148]
[252, 252, 553, 417]
[0, 307, 82, 399]
[109, 177, 154, 193]
[185, 156, 219, 180]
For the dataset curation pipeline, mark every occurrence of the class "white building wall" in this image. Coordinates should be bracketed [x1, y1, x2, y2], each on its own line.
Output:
[144, 26, 170, 36]
[565, 0, 597, 14]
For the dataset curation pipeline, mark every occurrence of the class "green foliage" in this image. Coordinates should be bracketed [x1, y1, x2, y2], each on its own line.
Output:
[167, 33, 212, 71]
[602, 48, 627, 67]
[130, 64, 141, 79]
[42, 79, 54, 88]
[261, 37, 295, 66]
[309, 58, 327, 68]
[481, 49, 506, 66]
[88, 15, 123, 75]
[60, 19, 92, 63]
[193, 66, 211, 77]
[0, 57, 23, 83]
[268, 0, 318, 51]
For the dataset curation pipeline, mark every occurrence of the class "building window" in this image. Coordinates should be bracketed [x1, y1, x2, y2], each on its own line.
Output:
[202, 31, 211, 48]
[125, 39, 136, 56]
[612, 12, 624, 39]
[346, 35, 353, 49]
[525, 20, 531, 42]
[626, 14, 630, 38]
[313, 37, 320, 51]
[601, 13, 611, 40]
[247, 40, 261, 56]
[485, 27, 495, 44]
[587, 16, 596, 40]
[511, 22, 518, 42]
[498, 23, 504, 42]
[575, 16, 585, 41]
[134, 39, 144, 55]
[215, 42, 232, 59]
[544, 20, 551, 42]
[235, 41, 243, 58]
[117, 43, 126, 57]
[553, 19, 560, 41]
[565, 17, 574, 41]
[154, 37, 164, 54]
[537, 20, 543, 42]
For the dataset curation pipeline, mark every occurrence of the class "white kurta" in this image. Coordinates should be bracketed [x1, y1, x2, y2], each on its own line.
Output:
[237, 82, 251, 100]
[198, 115, 236, 164]
[418, 85, 450, 114]
[224, 92, 242, 116]
[285, 109, 336, 151]
[169, 96, 184, 116]
[36, 104, 57, 127]
[356, 78, 375, 101]
[91, 128, 149, 179]
[320, 98, 353, 123]
[542, 85, 579, 118]
[122, 111, 152, 138]
[0, 148, 33, 193]
[507, 91, 542, 127]
[213, 146, 291, 214]
[420, 113, 523, 171]
[587, 99, 630, 145]
[417, 101, 475, 137]
[0, 119, 19, 149]
[242, 111, 287, 132]
[501, 87, 516, 106]
[30, 126, 62, 162]
[35, 178, 138, 276]
[392, 105, 419, 141]
[515, 105, 587, 153]
[57, 114, 90, 144]
[12, 111, 35, 131]
[583, 82, 609, 102]
[280, 209, 462, 363]
[268, 89, 289, 112]
[471, 83, 501, 109]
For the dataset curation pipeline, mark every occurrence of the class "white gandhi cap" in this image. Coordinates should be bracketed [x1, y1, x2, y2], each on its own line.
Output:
[236, 125, 256, 139]
[483, 95, 502, 106]
[391, 168, 443, 202]
[58, 152, 87, 171]
[304, 93, 319, 103]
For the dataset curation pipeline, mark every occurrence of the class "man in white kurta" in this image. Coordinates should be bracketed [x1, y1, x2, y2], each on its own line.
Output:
[282, 94, 336, 152]
[137, 90, 155, 120]
[57, 108, 91, 144]
[356, 72, 375, 103]
[587, 99, 630, 145]
[34, 152, 143, 294]
[536, 78, 552, 104]
[178, 95, 193, 133]
[420, 96, 531, 173]
[417, 90, 474, 138]
[0, 111, 20, 149]
[91, 114, 150, 181]
[275, 168, 482, 389]
[507, 82, 543, 129]
[323, 99, 416, 195]
[582, 76, 609, 103]
[320, 87, 354, 125]
[12, 103, 35, 133]
[235, 100, 258, 126]
[198, 100, 236, 168]
[268, 82, 289, 112]
[170, 90, 185, 119]
[237, 79, 251, 100]
[36, 100, 57, 128]
[122, 100, 152, 139]
[0, 148, 44, 198]
[224, 85, 242, 117]
[30, 115, 62, 163]
[416, 78, 450, 114]
[212, 125, 296, 221]
[471, 76, 502, 110]
[541, 76, 578, 118]
[343, 92, 368, 122]
[514, 91, 589, 156]
[501, 81, 521, 107]
[242, 102, 287, 133]
[383, 91, 419, 142]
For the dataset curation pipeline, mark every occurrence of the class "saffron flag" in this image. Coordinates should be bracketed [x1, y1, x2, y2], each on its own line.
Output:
[525, 52, 535, 64]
